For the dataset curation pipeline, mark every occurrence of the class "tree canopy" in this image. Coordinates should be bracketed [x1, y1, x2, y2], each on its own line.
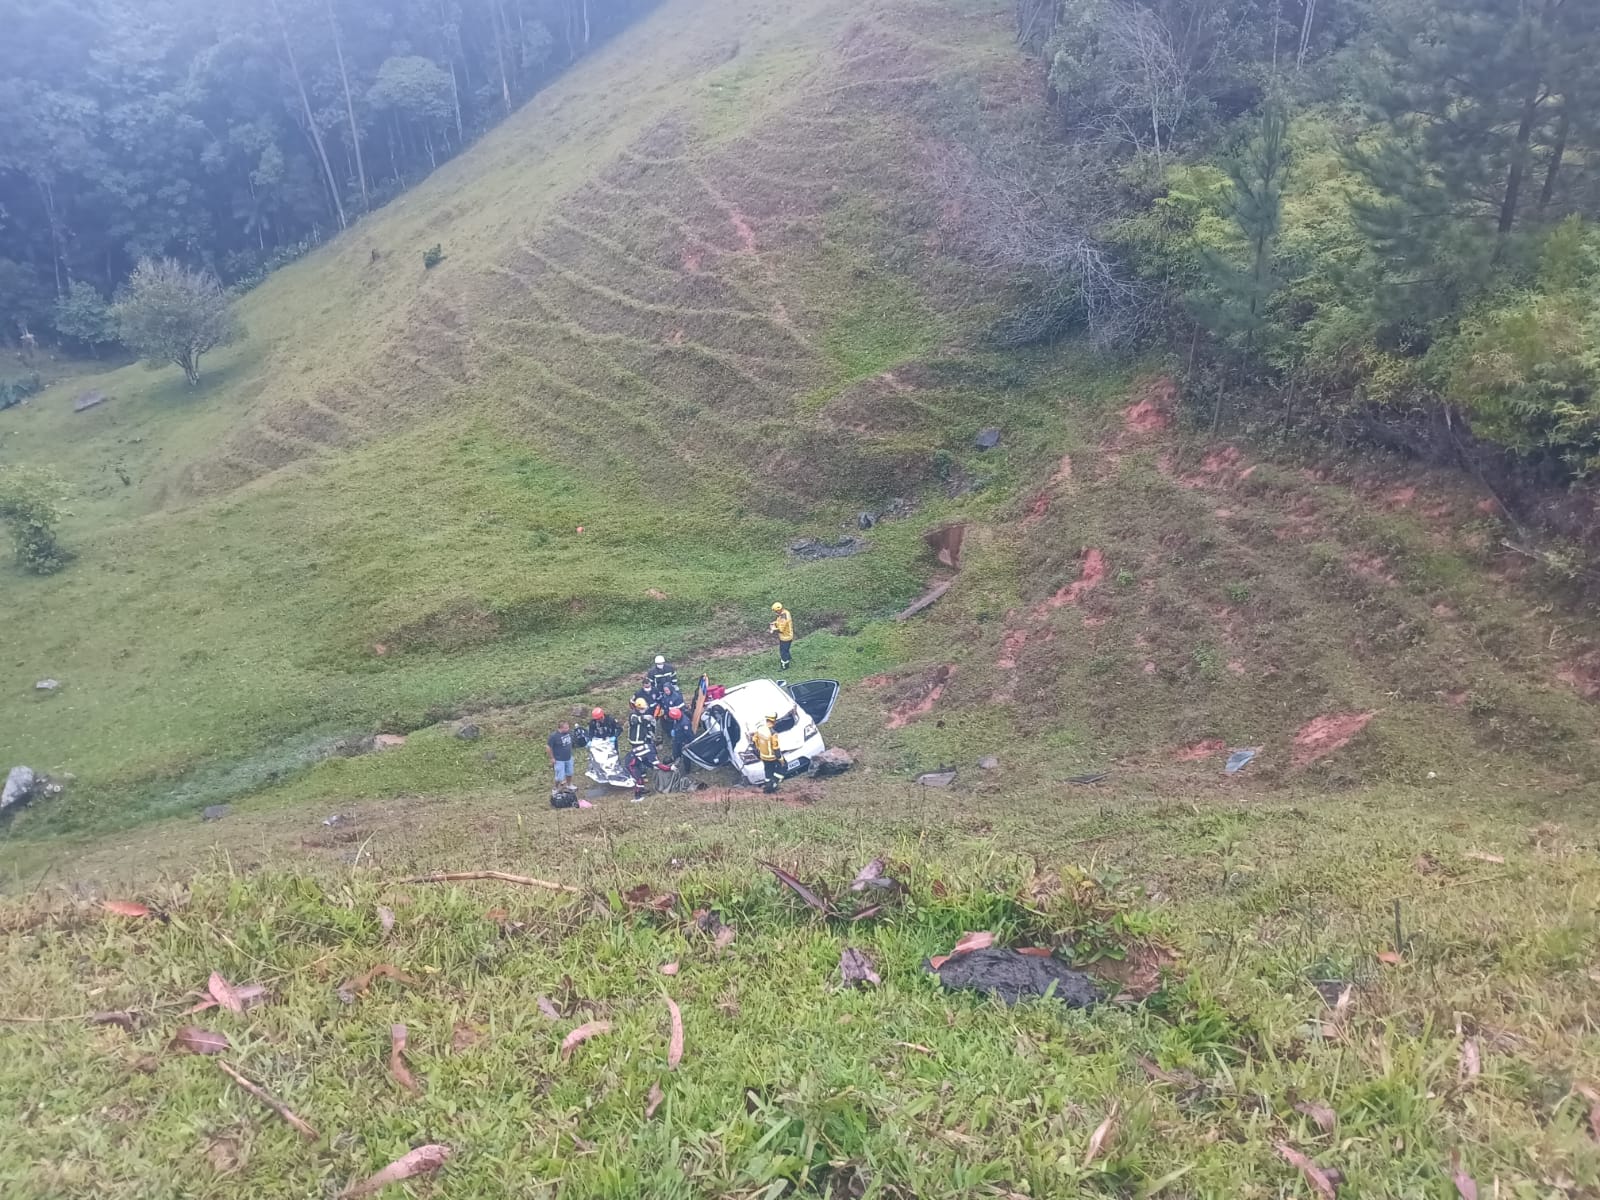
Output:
[0, 0, 657, 346]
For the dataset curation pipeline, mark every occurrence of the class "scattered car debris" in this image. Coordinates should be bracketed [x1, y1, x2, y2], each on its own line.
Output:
[840, 947, 881, 987]
[917, 770, 957, 788]
[1065, 771, 1107, 785]
[33, 678, 60, 691]
[1225, 747, 1260, 775]
[926, 946, 1101, 1007]
[788, 535, 868, 561]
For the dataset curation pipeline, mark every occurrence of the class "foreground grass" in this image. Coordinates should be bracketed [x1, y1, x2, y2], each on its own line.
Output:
[5, 778, 1599, 1198]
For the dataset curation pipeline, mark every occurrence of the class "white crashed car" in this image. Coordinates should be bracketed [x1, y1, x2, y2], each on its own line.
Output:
[681, 678, 840, 785]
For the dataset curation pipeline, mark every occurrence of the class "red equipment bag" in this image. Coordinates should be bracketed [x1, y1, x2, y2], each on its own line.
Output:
[706, 685, 726, 700]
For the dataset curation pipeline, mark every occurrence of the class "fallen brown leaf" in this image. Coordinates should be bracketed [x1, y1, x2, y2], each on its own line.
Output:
[1462, 851, 1505, 865]
[338, 1144, 451, 1198]
[665, 996, 684, 1070]
[208, 972, 244, 1014]
[170, 1025, 231, 1055]
[758, 861, 830, 914]
[645, 1081, 665, 1119]
[840, 947, 881, 987]
[1376, 950, 1403, 966]
[537, 995, 561, 1021]
[100, 899, 152, 918]
[929, 954, 951, 970]
[849, 904, 886, 922]
[951, 930, 995, 956]
[1294, 1101, 1337, 1133]
[1450, 1150, 1477, 1200]
[1459, 1038, 1481, 1082]
[1084, 1102, 1119, 1165]
[1016, 946, 1053, 958]
[89, 1010, 137, 1030]
[659, 961, 680, 976]
[377, 906, 395, 934]
[1275, 1142, 1338, 1199]
[337, 964, 419, 1004]
[450, 1022, 481, 1053]
[390, 1023, 421, 1095]
[560, 1020, 612, 1060]
[215, 1059, 319, 1141]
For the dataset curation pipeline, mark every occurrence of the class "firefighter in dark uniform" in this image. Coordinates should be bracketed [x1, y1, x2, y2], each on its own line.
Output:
[751, 713, 786, 794]
[626, 697, 656, 801]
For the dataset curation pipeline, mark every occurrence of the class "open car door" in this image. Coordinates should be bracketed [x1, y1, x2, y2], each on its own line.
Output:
[681, 723, 732, 770]
[783, 679, 840, 725]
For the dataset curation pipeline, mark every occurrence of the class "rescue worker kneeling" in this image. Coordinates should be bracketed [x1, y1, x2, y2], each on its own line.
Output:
[626, 697, 656, 801]
[751, 713, 786, 794]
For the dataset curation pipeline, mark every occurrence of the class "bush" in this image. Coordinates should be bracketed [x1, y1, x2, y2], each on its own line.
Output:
[52, 281, 119, 354]
[113, 258, 240, 386]
[422, 244, 445, 269]
[0, 466, 70, 575]
[0, 372, 42, 412]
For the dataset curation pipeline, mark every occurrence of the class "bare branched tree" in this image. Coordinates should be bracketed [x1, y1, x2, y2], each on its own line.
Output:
[924, 143, 1156, 350]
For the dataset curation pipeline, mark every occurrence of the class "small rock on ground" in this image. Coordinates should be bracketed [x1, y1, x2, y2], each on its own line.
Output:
[34, 679, 60, 691]
[927, 947, 1101, 1007]
[978, 755, 1000, 771]
[917, 770, 957, 788]
[3, 766, 38, 811]
[814, 747, 854, 776]
[455, 723, 482, 741]
[974, 427, 1002, 450]
[372, 734, 407, 750]
[201, 805, 231, 822]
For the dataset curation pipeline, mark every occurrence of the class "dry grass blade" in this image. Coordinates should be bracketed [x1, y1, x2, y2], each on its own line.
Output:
[390, 1023, 421, 1095]
[337, 1144, 451, 1198]
[170, 1025, 231, 1055]
[214, 1059, 319, 1141]
[1294, 1101, 1337, 1133]
[1275, 1141, 1338, 1199]
[560, 1020, 612, 1060]
[1450, 1150, 1478, 1200]
[208, 972, 243, 1013]
[398, 870, 578, 893]
[758, 861, 830, 914]
[665, 996, 684, 1070]
[1084, 1101, 1119, 1165]
[1459, 1037, 1481, 1082]
[645, 1081, 665, 1119]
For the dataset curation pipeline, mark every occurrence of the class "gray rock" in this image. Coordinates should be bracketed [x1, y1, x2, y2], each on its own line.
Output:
[814, 747, 855, 777]
[788, 536, 868, 561]
[3, 766, 38, 811]
[926, 947, 1101, 1008]
[978, 755, 1000, 771]
[72, 390, 108, 413]
[917, 770, 957, 788]
[34, 679, 61, 691]
[322, 813, 350, 827]
[201, 804, 231, 822]
[455, 722, 482, 741]
[974, 427, 1002, 450]
[857, 511, 876, 530]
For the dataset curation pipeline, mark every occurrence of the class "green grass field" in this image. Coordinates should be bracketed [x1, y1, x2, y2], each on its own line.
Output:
[4, 0, 1600, 1194]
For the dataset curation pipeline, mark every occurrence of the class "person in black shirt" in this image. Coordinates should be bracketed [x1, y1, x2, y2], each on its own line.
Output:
[646, 655, 679, 699]
[587, 706, 619, 744]
[547, 721, 577, 788]
[626, 698, 655, 801]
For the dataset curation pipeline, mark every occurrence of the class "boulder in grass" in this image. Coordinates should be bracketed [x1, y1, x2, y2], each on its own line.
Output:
[3, 766, 38, 812]
[813, 747, 854, 777]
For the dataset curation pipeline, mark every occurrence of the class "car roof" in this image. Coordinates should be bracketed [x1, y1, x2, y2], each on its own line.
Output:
[715, 679, 794, 720]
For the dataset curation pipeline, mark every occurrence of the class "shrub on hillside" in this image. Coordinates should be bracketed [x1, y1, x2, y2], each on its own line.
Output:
[113, 258, 240, 386]
[52, 281, 120, 355]
[0, 372, 42, 412]
[0, 465, 70, 575]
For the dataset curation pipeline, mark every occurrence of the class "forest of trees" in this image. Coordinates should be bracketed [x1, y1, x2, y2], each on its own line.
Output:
[987, 0, 1600, 498]
[0, 0, 655, 351]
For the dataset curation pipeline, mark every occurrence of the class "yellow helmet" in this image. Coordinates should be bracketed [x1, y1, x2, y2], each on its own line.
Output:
[632, 697, 648, 710]
[771, 602, 785, 612]
[766, 713, 779, 724]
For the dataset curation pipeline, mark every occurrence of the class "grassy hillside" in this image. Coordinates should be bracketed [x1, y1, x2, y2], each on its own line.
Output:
[4, 0, 1600, 1194]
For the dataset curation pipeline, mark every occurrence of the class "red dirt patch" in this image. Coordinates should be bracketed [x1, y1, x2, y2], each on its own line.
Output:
[1292, 712, 1375, 767]
[861, 674, 893, 689]
[996, 628, 1029, 671]
[886, 665, 954, 729]
[1175, 739, 1226, 762]
[1555, 650, 1600, 700]
[1124, 375, 1177, 434]
[1021, 491, 1052, 528]
[1035, 547, 1107, 615]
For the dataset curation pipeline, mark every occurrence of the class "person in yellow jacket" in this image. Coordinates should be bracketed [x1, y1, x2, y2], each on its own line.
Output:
[751, 713, 786, 794]
[768, 602, 794, 672]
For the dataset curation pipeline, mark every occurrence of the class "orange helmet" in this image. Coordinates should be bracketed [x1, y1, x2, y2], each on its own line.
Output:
[668, 707, 683, 719]
[591, 707, 604, 720]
